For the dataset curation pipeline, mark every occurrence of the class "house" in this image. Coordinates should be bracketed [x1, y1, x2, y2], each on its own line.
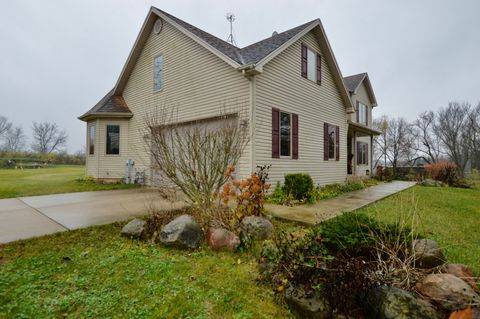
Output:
[78, 6, 380, 186]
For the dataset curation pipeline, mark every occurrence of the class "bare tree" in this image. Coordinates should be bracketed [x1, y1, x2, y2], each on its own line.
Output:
[467, 103, 480, 170]
[31, 122, 68, 153]
[410, 111, 443, 164]
[3, 126, 26, 152]
[144, 106, 249, 212]
[373, 116, 412, 174]
[0, 115, 12, 138]
[433, 102, 471, 174]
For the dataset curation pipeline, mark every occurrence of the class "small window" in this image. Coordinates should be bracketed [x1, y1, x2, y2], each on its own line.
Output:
[357, 103, 368, 125]
[328, 125, 336, 159]
[153, 55, 163, 92]
[89, 125, 95, 155]
[357, 142, 368, 165]
[307, 48, 317, 81]
[106, 125, 120, 155]
[280, 112, 291, 157]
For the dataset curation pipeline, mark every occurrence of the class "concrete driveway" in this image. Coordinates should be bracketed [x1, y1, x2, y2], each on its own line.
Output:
[0, 189, 185, 244]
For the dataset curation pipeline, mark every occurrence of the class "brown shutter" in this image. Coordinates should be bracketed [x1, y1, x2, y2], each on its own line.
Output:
[272, 108, 280, 158]
[323, 123, 329, 161]
[356, 101, 360, 123]
[316, 54, 322, 85]
[301, 44, 307, 78]
[356, 142, 360, 165]
[366, 143, 369, 165]
[335, 126, 340, 161]
[292, 113, 299, 159]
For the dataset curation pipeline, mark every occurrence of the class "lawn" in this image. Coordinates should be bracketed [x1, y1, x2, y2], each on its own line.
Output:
[356, 183, 480, 275]
[0, 222, 292, 318]
[0, 165, 139, 198]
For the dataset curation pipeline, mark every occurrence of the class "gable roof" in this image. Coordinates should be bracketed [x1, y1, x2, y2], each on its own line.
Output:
[81, 7, 356, 121]
[343, 73, 378, 107]
[78, 89, 132, 121]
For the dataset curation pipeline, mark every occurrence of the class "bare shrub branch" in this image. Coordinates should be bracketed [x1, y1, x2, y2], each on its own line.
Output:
[144, 105, 249, 212]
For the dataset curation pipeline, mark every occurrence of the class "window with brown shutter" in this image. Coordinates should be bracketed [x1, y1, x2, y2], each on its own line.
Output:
[335, 126, 340, 161]
[356, 101, 360, 123]
[316, 54, 322, 85]
[301, 44, 307, 78]
[292, 113, 298, 159]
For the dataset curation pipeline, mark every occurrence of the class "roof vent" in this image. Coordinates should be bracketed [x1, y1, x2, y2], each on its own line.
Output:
[154, 19, 163, 34]
[272, 31, 278, 36]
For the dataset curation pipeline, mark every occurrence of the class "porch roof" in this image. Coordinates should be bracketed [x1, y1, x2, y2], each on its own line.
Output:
[348, 120, 381, 136]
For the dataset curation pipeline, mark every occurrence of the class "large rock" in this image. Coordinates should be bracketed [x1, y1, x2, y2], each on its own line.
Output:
[120, 218, 146, 239]
[159, 215, 203, 249]
[413, 239, 446, 268]
[364, 286, 439, 319]
[416, 273, 479, 311]
[207, 227, 240, 251]
[285, 285, 331, 319]
[240, 216, 274, 241]
[442, 264, 478, 291]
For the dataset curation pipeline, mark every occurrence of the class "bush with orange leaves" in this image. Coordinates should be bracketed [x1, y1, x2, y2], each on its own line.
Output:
[424, 161, 458, 185]
[219, 164, 271, 221]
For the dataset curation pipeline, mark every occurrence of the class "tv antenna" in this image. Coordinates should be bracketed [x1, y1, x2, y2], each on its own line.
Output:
[226, 13, 237, 46]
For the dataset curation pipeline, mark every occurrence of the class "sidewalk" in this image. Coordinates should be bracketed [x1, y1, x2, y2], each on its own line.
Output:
[0, 189, 185, 244]
[266, 181, 416, 225]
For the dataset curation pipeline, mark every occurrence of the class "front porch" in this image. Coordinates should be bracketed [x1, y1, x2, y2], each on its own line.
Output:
[347, 121, 381, 177]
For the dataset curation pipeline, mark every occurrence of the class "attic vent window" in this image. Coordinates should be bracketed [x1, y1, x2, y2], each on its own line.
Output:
[153, 54, 163, 92]
[154, 19, 163, 34]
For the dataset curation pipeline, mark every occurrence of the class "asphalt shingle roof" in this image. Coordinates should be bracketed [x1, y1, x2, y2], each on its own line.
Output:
[343, 73, 367, 93]
[81, 9, 318, 119]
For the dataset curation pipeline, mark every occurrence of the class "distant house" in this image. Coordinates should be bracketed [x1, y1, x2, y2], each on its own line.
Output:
[79, 6, 380, 186]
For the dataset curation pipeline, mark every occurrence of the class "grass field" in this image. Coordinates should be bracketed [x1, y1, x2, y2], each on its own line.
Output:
[0, 165, 138, 198]
[0, 223, 292, 318]
[356, 183, 480, 275]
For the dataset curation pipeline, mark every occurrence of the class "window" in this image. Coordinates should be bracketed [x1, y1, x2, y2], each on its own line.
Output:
[323, 123, 339, 161]
[357, 142, 368, 165]
[153, 55, 163, 91]
[301, 44, 321, 84]
[280, 112, 291, 157]
[106, 125, 120, 155]
[307, 49, 316, 81]
[89, 125, 95, 155]
[357, 102, 368, 125]
[328, 125, 336, 159]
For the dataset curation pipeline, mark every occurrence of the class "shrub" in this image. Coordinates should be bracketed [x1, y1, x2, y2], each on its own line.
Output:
[282, 173, 314, 201]
[425, 161, 458, 185]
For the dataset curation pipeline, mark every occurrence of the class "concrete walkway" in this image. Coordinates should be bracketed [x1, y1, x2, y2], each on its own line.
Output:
[0, 189, 185, 244]
[266, 181, 416, 225]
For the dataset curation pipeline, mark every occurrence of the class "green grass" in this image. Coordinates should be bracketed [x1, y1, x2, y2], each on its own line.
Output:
[0, 223, 291, 318]
[0, 165, 138, 198]
[356, 183, 480, 275]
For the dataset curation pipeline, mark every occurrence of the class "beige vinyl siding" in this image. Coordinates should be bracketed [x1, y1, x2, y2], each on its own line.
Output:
[121, 20, 251, 183]
[254, 31, 348, 187]
[94, 119, 129, 179]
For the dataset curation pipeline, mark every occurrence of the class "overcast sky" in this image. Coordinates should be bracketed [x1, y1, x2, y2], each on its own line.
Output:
[1, 0, 479, 152]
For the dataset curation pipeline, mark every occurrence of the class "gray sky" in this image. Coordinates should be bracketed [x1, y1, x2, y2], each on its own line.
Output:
[1, 0, 479, 152]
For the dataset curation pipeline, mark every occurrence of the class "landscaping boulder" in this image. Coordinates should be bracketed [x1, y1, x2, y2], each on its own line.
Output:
[159, 215, 203, 249]
[241, 216, 274, 241]
[413, 239, 446, 268]
[416, 273, 479, 311]
[364, 286, 439, 319]
[120, 218, 146, 239]
[442, 264, 478, 291]
[285, 285, 331, 319]
[206, 227, 240, 251]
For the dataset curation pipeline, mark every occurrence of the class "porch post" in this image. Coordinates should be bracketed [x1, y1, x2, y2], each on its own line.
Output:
[353, 131, 357, 176]
[370, 134, 374, 175]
